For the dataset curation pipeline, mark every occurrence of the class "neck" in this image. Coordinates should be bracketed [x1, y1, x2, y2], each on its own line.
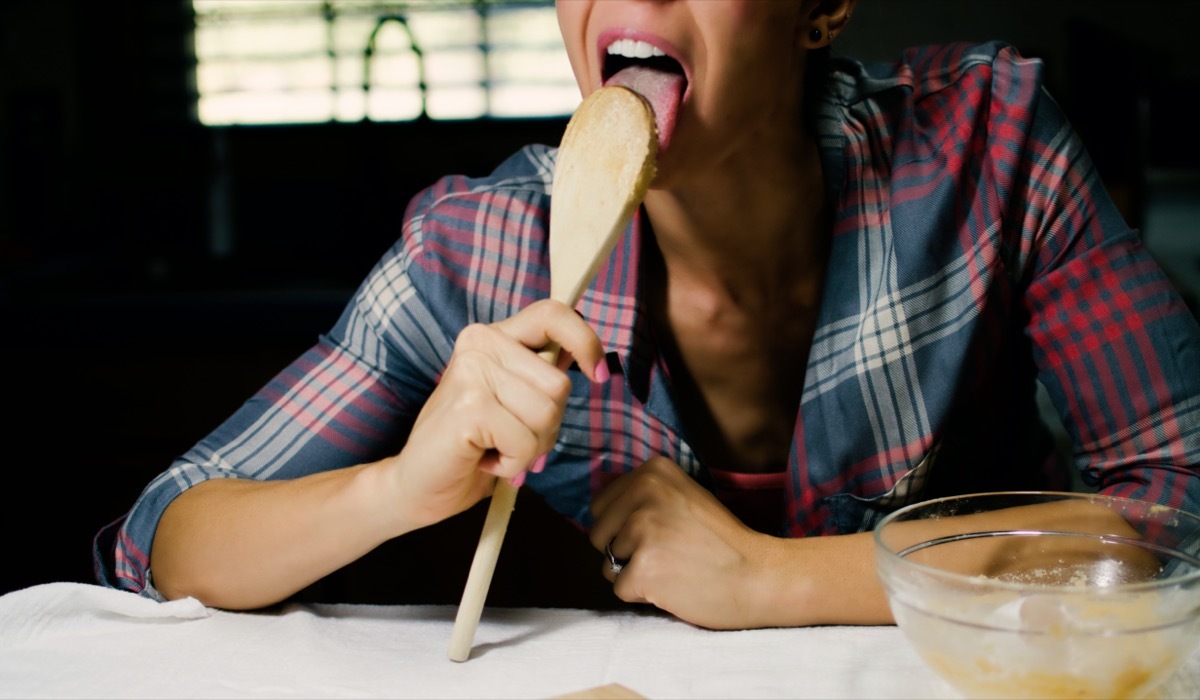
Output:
[643, 132, 830, 307]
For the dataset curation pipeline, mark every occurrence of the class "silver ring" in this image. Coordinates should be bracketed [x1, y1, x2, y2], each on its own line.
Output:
[605, 540, 627, 575]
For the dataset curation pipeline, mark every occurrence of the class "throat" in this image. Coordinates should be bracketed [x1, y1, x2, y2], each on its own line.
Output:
[645, 243, 818, 475]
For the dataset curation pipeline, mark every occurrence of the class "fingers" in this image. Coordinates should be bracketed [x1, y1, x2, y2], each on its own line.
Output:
[493, 299, 610, 383]
[589, 459, 681, 590]
[604, 538, 629, 576]
[389, 301, 609, 526]
[600, 531, 646, 605]
[437, 300, 608, 482]
[589, 459, 731, 607]
[460, 328, 567, 444]
[466, 387, 547, 479]
[589, 457, 681, 545]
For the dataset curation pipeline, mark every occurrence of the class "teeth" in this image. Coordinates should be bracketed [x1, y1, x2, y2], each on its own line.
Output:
[606, 39, 666, 60]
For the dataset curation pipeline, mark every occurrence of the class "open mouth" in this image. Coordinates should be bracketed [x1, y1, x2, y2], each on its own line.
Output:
[600, 38, 688, 153]
[601, 39, 687, 88]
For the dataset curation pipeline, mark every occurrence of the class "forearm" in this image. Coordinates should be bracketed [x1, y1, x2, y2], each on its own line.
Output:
[755, 531, 893, 627]
[150, 460, 408, 610]
[748, 499, 1156, 628]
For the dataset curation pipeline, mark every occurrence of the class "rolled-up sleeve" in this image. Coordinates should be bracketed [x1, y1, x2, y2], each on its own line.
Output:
[1017, 80, 1200, 513]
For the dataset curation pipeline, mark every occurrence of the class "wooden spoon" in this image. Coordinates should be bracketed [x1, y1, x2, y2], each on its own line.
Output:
[447, 85, 657, 662]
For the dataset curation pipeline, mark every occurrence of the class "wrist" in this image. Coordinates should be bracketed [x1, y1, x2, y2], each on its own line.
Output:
[748, 531, 893, 627]
[356, 457, 425, 540]
[744, 534, 815, 628]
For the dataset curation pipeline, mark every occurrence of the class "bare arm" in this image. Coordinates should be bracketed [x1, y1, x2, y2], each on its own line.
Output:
[591, 460, 1157, 629]
[757, 498, 1156, 627]
[149, 299, 609, 610]
[589, 458, 891, 628]
[151, 462, 407, 609]
[758, 530, 890, 626]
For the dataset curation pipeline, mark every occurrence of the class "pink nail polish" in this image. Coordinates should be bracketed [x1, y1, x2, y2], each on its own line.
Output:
[511, 470, 526, 488]
[594, 360, 611, 383]
[531, 454, 548, 474]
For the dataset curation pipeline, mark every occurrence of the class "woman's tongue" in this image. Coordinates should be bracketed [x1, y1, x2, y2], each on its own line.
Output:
[604, 64, 685, 154]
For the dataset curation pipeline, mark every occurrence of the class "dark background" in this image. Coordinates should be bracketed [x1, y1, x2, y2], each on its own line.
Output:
[3, 0, 1198, 603]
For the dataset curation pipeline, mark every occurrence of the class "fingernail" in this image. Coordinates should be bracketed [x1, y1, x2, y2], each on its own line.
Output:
[594, 358, 611, 383]
[510, 470, 526, 488]
[531, 453, 548, 474]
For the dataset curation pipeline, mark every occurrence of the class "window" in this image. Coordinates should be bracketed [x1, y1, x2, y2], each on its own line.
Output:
[192, 0, 580, 125]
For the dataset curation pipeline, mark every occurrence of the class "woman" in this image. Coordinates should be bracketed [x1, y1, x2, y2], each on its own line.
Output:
[96, 0, 1200, 630]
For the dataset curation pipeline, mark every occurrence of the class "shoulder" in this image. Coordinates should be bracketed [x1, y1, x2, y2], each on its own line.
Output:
[360, 144, 557, 328]
[817, 41, 1051, 175]
[404, 143, 557, 228]
[402, 142, 556, 280]
[827, 40, 1045, 110]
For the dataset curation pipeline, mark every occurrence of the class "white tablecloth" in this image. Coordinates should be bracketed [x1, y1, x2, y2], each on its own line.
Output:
[1, 582, 1197, 699]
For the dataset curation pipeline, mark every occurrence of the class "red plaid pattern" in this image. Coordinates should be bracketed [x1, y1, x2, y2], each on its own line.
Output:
[96, 42, 1200, 595]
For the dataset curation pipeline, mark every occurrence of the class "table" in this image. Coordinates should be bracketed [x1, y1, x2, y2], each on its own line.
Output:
[1, 582, 1197, 699]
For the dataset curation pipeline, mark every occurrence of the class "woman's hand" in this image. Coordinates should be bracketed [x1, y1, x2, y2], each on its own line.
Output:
[385, 299, 609, 533]
[150, 300, 608, 609]
[589, 457, 777, 629]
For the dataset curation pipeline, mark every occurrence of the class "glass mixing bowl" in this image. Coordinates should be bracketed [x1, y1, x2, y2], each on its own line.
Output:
[874, 491, 1200, 699]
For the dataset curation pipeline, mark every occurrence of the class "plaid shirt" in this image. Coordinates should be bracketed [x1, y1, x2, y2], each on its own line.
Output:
[97, 41, 1200, 595]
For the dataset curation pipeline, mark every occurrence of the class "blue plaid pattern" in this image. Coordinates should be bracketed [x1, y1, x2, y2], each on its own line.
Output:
[96, 42, 1200, 594]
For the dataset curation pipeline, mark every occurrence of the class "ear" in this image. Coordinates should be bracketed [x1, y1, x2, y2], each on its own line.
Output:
[798, 0, 857, 49]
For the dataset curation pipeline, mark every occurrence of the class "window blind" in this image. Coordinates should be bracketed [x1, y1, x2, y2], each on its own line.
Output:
[193, 0, 579, 125]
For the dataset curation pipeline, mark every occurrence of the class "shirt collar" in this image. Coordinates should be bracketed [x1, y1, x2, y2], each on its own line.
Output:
[575, 207, 656, 404]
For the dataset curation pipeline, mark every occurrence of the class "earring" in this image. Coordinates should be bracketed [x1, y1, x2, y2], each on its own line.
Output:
[809, 27, 822, 43]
